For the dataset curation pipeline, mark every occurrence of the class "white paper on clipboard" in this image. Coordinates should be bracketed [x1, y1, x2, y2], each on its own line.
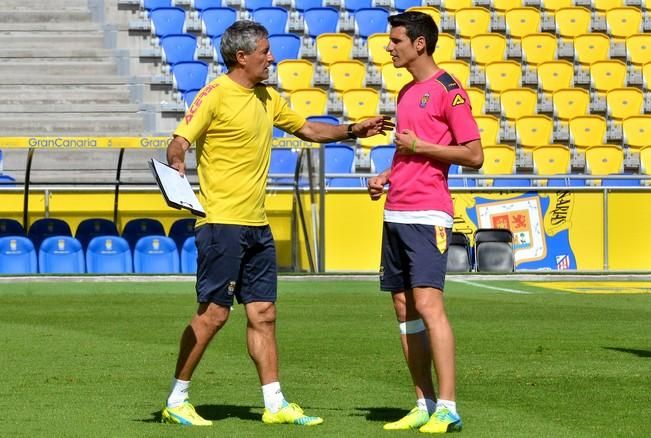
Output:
[150, 158, 206, 217]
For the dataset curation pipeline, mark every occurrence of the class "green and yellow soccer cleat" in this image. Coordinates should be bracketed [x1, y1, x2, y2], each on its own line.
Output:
[262, 402, 324, 426]
[161, 401, 213, 426]
[419, 406, 462, 434]
[383, 407, 430, 430]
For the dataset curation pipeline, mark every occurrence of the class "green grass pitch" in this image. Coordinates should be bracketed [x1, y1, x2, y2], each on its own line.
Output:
[1, 278, 649, 437]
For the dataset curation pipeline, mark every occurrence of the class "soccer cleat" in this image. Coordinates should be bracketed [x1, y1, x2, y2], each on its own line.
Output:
[262, 401, 324, 426]
[418, 406, 462, 434]
[161, 401, 213, 426]
[383, 407, 430, 430]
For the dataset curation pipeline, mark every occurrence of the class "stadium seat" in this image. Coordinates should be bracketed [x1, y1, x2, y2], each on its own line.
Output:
[183, 89, 201, 109]
[433, 33, 456, 64]
[133, 236, 180, 274]
[532, 144, 572, 186]
[640, 145, 651, 183]
[290, 88, 328, 117]
[27, 218, 72, 252]
[473, 228, 514, 272]
[150, 7, 186, 38]
[573, 33, 611, 83]
[606, 88, 644, 138]
[269, 147, 300, 185]
[171, 61, 208, 93]
[367, 33, 391, 67]
[437, 60, 470, 87]
[38, 236, 85, 274]
[160, 34, 197, 65]
[143, 0, 172, 12]
[381, 61, 412, 95]
[353, 8, 390, 40]
[500, 88, 538, 136]
[193, 0, 223, 13]
[454, 7, 492, 56]
[325, 143, 355, 185]
[521, 33, 557, 83]
[626, 34, 651, 81]
[329, 60, 366, 93]
[569, 115, 608, 153]
[243, 0, 273, 11]
[342, 88, 380, 121]
[515, 115, 554, 155]
[86, 236, 133, 274]
[181, 236, 198, 274]
[211, 35, 225, 72]
[75, 218, 119, 252]
[122, 218, 166, 251]
[200, 7, 237, 38]
[169, 218, 196, 252]
[315, 33, 353, 66]
[540, 0, 573, 16]
[554, 7, 592, 47]
[484, 60, 522, 104]
[252, 7, 288, 34]
[394, 0, 424, 13]
[0, 218, 25, 237]
[446, 232, 472, 273]
[303, 7, 340, 39]
[277, 59, 314, 92]
[504, 7, 541, 56]
[606, 7, 643, 45]
[475, 115, 501, 146]
[585, 144, 624, 183]
[480, 144, 516, 186]
[590, 60, 627, 108]
[469, 33, 507, 81]
[465, 87, 486, 115]
[0, 236, 37, 274]
[268, 33, 301, 64]
[622, 115, 651, 152]
[552, 88, 591, 139]
[537, 60, 574, 106]
[369, 144, 395, 173]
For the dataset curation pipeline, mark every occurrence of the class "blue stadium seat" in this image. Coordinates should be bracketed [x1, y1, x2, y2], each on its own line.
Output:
[75, 218, 119, 252]
[172, 61, 208, 93]
[252, 7, 289, 37]
[343, 0, 373, 13]
[201, 7, 237, 38]
[0, 236, 37, 274]
[393, 0, 423, 12]
[0, 218, 25, 237]
[268, 33, 301, 64]
[150, 7, 186, 38]
[183, 88, 201, 109]
[169, 218, 196, 252]
[269, 147, 300, 185]
[370, 144, 395, 173]
[354, 8, 390, 39]
[181, 236, 198, 274]
[38, 236, 85, 274]
[303, 8, 340, 38]
[243, 0, 274, 12]
[306, 115, 339, 124]
[211, 35, 225, 70]
[27, 218, 72, 252]
[122, 218, 166, 251]
[294, 0, 326, 14]
[325, 143, 355, 185]
[86, 236, 133, 274]
[133, 236, 180, 274]
[160, 33, 197, 65]
[143, 0, 172, 13]
[193, 0, 223, 12]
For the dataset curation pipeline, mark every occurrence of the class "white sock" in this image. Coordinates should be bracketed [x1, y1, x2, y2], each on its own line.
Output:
[416, 398, 437, 415]
[262, 381, 286, 413]
[167, 378, 190, 408]
[436, 399, 458, 416]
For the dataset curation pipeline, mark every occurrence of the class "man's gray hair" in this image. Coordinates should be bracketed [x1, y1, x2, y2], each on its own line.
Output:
[220, 20, 269, 68]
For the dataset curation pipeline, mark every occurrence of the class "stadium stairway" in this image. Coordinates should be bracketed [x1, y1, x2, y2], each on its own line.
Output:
[0, 0, 153, 135]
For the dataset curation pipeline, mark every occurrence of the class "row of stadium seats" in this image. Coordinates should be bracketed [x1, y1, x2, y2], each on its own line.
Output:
[0, 234, 197, 275]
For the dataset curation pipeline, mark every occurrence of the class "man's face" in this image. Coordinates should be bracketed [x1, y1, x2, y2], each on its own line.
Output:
[386, 26, 419, 68]
[242, 37, 274, 83]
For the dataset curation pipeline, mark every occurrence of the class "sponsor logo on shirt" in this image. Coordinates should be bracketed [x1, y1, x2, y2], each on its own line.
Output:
[451, 94, 466, 107]
[184, 83, 220, 125]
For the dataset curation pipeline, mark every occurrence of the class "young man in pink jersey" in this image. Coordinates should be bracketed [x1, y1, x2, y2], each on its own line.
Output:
[367, 11, 483, 434]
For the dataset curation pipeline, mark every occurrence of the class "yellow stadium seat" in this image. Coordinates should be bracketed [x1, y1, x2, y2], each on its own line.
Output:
[315, 33, 353, 67]
[490, 0, 525, 31]
[606, 7, 643, 44]
[622, 115, 651, 151]
[552, 88, 591, 138]
[573, 33, 611, 83]
[569, 115, 607, 152]
[277, 59, 314, 92]
[585, 144, 624, 177]
[540, 0, 573, 15]
[532, 144, 572, 185]
[406, 7, 441, 28]
[592, 0, 626, 17]
[329, 60, 366, 94]
[438, 60, 471, 87]
[381, 61, 412, 95]
[606, 87, 644, 125]
[466, 87, 486, 116]
[454, 7, 491, 41]
[590, 60, 627, 105]
[554, 7, 593, 43]
[626, 34, 651, 79]
[441, 0, 474, 17]
[504, 7, 541, 56]
[500, 88, 538, 134]
[515, 115, 554, 154]
[485, 60, 522, 93]
[521, 33, 557, 83]
[481, 144, 516, 186]
[433, 33, 456, 64]
[640, 146, 651, 179]
[470, 33, 507, 77]
[289, 88, 328, 117]
[537, 60, 574, 105]
[475, 115, 501, 146]
[342, 88, 380, 122]
[367, 33, 391, 67]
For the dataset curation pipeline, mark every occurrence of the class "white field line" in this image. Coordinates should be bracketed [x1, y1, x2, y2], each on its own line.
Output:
[449, 278, 532, 294]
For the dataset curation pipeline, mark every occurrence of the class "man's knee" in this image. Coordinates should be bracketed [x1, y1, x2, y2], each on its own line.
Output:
[246, 301, 277, 326]
[196, 302, 230, 329]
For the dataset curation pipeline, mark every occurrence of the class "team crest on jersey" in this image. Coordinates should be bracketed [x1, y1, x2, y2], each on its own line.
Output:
[419, 92, 430, 108]
[451, 94, 465, 107]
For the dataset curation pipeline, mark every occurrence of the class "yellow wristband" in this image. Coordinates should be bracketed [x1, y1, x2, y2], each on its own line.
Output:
[410, 140, 417, 153]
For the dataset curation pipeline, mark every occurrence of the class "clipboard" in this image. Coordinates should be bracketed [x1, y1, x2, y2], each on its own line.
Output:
[149, 158, 206, 217]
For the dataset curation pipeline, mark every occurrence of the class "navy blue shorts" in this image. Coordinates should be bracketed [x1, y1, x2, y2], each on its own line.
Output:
[195, 224, 277, 306]
[380, 222, 451, 292]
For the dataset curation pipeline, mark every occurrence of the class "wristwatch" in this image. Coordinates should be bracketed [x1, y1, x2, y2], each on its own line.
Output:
[347, 123, 357, 139]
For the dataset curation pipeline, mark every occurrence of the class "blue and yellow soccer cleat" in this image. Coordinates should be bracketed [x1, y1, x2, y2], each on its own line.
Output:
[262, 402, 324, 426]
[161, 401, 213, 426]
[418, 406, 462, 434]
[383, 407, 430, 430]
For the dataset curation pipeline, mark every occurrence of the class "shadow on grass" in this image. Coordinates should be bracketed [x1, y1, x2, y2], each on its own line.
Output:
[142, 404, 261, 423]
[604, 347, 651, 358]
[353, 407, 410, 423]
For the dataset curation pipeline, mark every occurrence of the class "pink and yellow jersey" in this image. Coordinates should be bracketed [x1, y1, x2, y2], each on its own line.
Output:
[385, 69, 480, 218]
[174, 74, 305, 227]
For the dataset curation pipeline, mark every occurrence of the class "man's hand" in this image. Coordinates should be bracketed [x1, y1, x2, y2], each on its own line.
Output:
[367, 174, 388, 201]
[394, 129, 420, 155]
[354, 116, 395, 138]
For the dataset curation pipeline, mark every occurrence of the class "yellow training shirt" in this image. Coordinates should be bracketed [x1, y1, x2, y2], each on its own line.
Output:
[174, 74, 305, 226]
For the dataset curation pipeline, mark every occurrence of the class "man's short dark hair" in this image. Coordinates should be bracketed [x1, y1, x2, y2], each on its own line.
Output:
[388, 11, 439, 56]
